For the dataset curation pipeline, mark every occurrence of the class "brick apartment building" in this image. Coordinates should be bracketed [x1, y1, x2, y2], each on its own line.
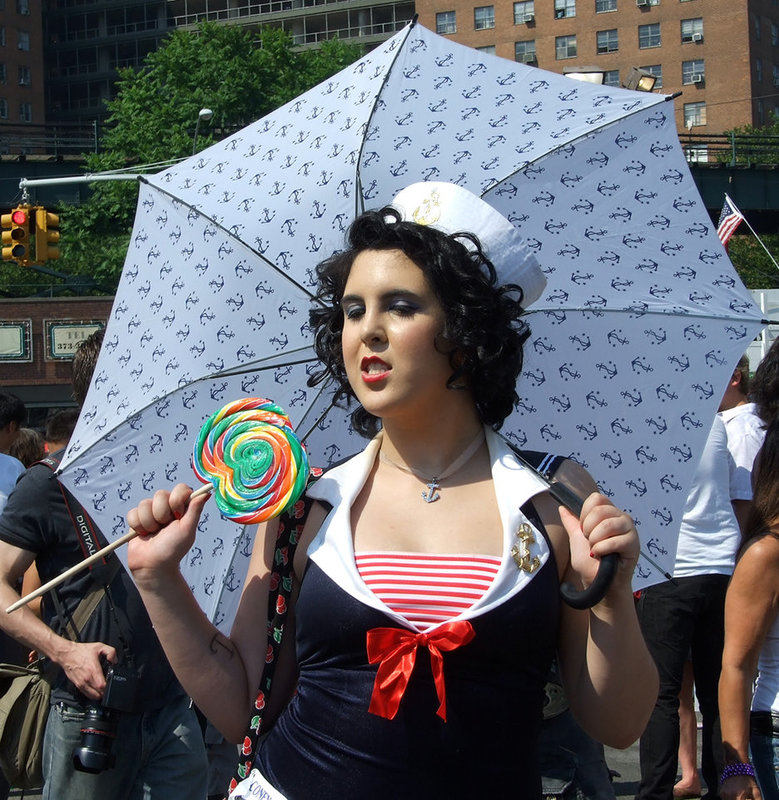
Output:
[0, 0, 45, 128]
[414, 0, 779, 135]
[0, 296, 111, 426]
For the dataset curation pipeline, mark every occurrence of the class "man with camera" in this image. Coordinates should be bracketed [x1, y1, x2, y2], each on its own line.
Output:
[0, 331, 207, 799]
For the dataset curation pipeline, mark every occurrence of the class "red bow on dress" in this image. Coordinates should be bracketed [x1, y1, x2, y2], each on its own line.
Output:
[366, 620, 475, 722]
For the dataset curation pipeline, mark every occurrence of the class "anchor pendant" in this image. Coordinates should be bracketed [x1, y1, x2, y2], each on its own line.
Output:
[422, 479, 441, 503]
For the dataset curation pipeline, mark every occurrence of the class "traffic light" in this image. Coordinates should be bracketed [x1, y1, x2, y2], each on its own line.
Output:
[1, 206, 31, 263]
[34, 207, 60, 263]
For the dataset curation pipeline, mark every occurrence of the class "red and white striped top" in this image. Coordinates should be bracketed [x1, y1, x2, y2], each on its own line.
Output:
[355, 551, 501, 631]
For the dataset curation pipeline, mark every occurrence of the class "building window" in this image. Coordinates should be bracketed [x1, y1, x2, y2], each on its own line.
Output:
[436, 10, 456, 34]
[681, 18, 703, 43]
[639, 22, 661, 48]
[603, 69, 620, 85]
[514, 1, 535, 23]
[596, 0, 617, 11]
[474, 6, 495, 30]
[17, 65, 29, 85]
[640, 63, 663, 89]
[477, 44, 496, 54]
[758, 98, 765, 124]
[754, 14, 762, 40]
[0, 98, 7, 119]
[773, 64, 779, 87]
[17, 30, 29, 51]
[515, 40, 537, 63]
[555, 0, 576, 18]
[683, 101, 706, 127]
[16, 0, 28, 13]
[0, 27, 5, 47]
[772, 22, 778, 45]
[556, 34, 577, 58]
[596, 29, 618, 53]
[682, 59, 704, 84]
[19, 101, 31, 122]
[0, 63, 5, 84]
[757, 58, 763, 82]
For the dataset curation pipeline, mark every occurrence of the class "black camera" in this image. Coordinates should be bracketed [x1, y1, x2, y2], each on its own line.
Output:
[72, 663, 138, 773]
[72, 706, 117, 774]
[102, 663, 138, 713]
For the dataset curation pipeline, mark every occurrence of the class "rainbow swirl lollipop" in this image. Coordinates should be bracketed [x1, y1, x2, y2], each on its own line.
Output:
[192, 398, 310, 524]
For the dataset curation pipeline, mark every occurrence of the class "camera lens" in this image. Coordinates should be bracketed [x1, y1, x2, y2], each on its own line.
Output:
[72, 706, 117, 773]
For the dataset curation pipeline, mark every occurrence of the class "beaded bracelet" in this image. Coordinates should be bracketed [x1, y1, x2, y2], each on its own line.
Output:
[720, 762, 756, 784]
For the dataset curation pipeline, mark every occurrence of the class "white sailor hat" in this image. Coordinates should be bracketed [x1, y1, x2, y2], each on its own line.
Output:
[390, 181, 546, 308]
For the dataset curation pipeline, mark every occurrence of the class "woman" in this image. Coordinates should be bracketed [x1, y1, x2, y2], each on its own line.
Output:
[126, 182, 657, 799]
[719, 417, 779, 800]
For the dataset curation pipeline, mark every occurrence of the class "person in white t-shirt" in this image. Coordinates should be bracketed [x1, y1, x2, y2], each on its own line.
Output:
[674, 355, 768, 797]
[637, 415, 742, 800]
[719, 354, 766, 533]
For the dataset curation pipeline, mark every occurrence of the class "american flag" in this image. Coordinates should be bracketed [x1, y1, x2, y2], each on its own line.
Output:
[717, 194, 745, 249]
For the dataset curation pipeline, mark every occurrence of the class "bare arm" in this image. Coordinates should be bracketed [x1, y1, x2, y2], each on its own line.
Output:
[126, 484, 327, 743]
[0, 540, 116, 701]
[538, 461, 658, 748]
[719, 535, 779, 800]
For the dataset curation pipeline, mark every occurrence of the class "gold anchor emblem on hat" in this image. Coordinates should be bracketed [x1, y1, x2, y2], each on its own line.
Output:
[412, 189, 442, 226]
[511, 522, 540, 573]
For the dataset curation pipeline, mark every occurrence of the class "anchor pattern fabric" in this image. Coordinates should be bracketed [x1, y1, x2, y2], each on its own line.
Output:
[59, 22, 764, 627]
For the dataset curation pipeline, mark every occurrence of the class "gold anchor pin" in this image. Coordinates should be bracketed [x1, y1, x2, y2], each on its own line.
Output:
[511, 522, 540, 573]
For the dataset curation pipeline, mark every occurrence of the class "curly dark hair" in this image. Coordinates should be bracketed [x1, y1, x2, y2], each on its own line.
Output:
[308, 208, 532, 438]
[742, 416, 779, 550]
[751, 337, 779, 425]
[72, 329, 104, 408]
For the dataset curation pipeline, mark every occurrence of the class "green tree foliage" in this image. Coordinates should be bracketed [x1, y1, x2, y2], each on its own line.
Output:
[727, 235, 779, 290]
[716, 112, 779, 166]
[49, 24, 361, 293]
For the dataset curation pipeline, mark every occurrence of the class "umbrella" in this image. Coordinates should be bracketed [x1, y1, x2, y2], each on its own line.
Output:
[58, 21, 766, 628]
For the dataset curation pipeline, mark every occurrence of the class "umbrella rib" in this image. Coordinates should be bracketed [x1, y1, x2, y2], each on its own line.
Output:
[523, 307, 767, 324]
[138, 176, 320, 304]
[353, 18, 418, 219]
[482, 95, 668, 194]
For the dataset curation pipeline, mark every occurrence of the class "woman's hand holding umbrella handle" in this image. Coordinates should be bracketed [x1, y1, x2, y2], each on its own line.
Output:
[560, 553, 619, 610]
[558, 491, 639, 610]
[546, 480, 619, 609]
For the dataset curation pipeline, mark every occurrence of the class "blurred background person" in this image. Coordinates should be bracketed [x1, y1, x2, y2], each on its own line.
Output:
[9, 427, 45, 469]
[0, 393, 25, 516]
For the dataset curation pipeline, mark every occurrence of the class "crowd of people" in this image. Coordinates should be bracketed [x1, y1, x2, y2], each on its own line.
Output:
[0, 180, 774, 800]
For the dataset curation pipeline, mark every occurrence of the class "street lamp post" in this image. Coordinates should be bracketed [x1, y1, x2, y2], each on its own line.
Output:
[192, 108, 214, 155]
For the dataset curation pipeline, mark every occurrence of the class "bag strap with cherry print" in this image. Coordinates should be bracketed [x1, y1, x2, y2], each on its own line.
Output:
[228, 467, 324, 796]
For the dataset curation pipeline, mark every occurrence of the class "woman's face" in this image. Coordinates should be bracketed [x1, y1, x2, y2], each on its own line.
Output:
[340, 248, 453, 426]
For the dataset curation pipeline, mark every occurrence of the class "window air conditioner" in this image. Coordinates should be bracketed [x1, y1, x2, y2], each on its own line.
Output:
[522, 53, 538, 64]
[636, 0, 650, 7]
[691, 73, 704, 83]
[523, 14, 535, 23]
[691, 33, 703, 42]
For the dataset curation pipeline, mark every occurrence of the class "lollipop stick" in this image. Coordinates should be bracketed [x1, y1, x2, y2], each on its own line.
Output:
[7, 484, 215, 614]
[6, 529, 138, 614]
[190, 483, 213, 500]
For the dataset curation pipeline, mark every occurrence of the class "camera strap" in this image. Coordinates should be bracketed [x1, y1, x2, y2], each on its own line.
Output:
[33, 452, 122, 645]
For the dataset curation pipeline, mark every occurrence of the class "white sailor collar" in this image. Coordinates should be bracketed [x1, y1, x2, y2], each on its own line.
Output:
[304, 427, 555, 631]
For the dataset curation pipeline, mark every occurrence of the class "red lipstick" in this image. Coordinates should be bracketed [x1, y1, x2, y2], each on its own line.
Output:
[361, 356, 391, 384]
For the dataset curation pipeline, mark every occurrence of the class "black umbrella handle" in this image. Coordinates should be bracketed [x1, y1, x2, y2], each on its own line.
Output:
[546, 480, 620, 610]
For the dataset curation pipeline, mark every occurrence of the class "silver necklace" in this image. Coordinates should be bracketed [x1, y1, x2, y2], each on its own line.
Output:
[379, 430, 485, 503]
